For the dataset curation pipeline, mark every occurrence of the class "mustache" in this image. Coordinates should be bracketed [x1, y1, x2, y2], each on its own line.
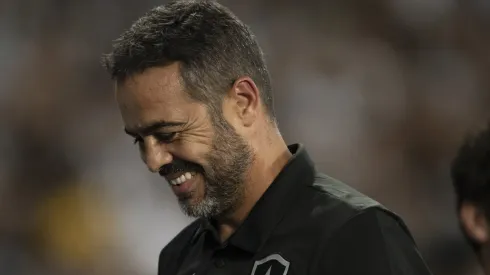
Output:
[158, 159, 203, 177]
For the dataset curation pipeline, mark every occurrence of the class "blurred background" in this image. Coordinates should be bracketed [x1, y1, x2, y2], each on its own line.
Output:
[1, 0, 490, 274]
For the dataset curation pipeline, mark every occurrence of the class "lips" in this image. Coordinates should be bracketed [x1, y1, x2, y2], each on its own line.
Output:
[158, 160, 202, 197]
[166, 172, 198, 198]
[166, 171, 196, 186]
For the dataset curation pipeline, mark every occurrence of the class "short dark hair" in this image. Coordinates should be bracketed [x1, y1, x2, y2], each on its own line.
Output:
[451, 122, 490, 252]
[102, 0, 274, 120]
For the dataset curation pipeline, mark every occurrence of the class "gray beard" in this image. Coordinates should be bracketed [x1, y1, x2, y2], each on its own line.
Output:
[178, 188, 218, 218]
[177, 114, 254, 219]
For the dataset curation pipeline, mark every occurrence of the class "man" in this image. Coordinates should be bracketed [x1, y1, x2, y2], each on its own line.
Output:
[102, 1, 433, 274]
[451, 123, 490, 274]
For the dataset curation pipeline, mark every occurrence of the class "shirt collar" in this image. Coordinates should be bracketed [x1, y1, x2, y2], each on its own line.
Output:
[191, 144, 316, 252]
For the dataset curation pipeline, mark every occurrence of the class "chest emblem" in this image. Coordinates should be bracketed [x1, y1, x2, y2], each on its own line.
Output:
[250, 254, 290, 275]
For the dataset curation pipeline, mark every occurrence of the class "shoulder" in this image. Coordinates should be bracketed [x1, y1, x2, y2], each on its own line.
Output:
[158, 219, 201, 274]
[304, 175, 431, 274]
[303, 173, 403, 231]
[310, 172, 382, 210]
[285, 172, 412, 244]
[311, 207, 431, 274]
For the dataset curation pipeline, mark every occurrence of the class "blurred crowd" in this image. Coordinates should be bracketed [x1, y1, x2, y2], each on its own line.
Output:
[1, 0, 490, 274]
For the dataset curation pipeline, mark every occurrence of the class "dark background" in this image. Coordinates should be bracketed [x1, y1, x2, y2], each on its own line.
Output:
[1, 0, 489, 274]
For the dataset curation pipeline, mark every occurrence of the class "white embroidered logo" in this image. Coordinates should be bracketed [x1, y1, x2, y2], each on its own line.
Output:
[250, 254, 290, 275]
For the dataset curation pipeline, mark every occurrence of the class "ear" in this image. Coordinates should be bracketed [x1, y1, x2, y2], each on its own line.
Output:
[460, 201, 489, 244]
[226, 77, 260, 127]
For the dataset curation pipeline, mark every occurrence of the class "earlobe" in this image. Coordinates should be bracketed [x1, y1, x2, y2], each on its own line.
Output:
[229, 77, 259, 127]
[460, 202, 489, 244]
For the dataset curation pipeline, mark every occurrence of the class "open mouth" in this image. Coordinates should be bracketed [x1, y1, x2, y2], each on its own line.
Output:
[166, 171, 197, 186]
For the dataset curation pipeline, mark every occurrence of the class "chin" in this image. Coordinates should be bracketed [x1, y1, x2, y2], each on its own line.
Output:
[181, 196, 220, 218]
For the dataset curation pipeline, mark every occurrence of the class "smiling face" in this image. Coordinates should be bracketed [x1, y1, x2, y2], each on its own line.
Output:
[116, 63, 254, 218]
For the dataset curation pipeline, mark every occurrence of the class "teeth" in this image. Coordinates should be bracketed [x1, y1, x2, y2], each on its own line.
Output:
[169, 172, 194, 186]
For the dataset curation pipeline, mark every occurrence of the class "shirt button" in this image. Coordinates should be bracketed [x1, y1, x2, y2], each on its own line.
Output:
[214, 258, 225, 268]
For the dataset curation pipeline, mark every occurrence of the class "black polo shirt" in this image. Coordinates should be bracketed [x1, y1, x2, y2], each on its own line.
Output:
[158, 144, 433, 275]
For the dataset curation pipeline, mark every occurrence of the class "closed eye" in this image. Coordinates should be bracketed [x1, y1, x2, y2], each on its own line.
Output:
[130, 132, 177, 146]
[154, 132, 177, 143]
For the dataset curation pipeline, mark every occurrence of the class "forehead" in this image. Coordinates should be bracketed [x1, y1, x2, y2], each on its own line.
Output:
[115, 63, 200, 128]
[116, 63, 188, 107]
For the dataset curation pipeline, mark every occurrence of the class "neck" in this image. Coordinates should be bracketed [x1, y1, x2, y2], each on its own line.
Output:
[216, 127, 292, 242]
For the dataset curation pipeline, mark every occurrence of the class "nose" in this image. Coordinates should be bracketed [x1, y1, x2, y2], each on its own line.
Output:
[142, 137, 173, 173]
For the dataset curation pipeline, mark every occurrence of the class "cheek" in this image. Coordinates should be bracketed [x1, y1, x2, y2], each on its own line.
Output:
[170, 137, 212, 165]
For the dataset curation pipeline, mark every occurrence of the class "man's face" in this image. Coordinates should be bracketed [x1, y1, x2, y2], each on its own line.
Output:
[116, 63, 254, 218]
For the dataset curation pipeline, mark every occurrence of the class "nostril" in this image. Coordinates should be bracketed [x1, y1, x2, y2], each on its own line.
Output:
[144, 148, 173, 174]
[148, 163, 161, 173]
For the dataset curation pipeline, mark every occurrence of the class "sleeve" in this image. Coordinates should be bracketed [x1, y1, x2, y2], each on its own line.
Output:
[312, 208, 433, 275]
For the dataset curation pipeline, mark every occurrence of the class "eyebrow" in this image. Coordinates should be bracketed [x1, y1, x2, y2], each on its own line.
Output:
[124, 121, 185, 136]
